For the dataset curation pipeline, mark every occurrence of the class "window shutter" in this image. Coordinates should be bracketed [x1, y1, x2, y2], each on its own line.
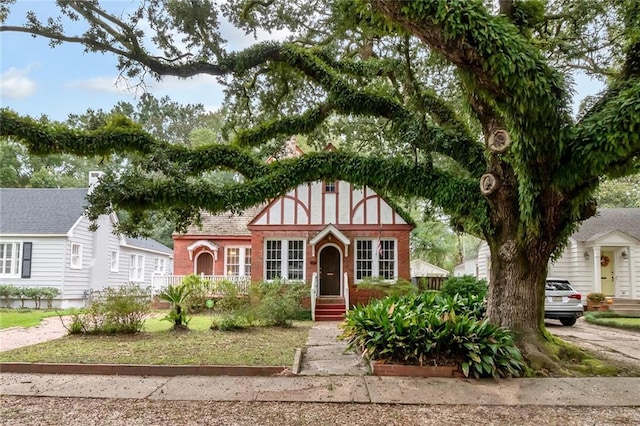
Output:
[21, 242, 32, 278]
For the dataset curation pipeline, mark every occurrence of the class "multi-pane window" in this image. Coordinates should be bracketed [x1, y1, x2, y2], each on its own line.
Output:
[265, 241, 282, 280]
[287, 240, 304, 280]
[110, 250, 119, 272]
[225, 247, 252, 276]
[226, 247, 240, 276]
[324, 181, 336, 193]
[0, 242, 21, 276]
[378, 240, 396, 280]
[154, 258, 166, 274]
[129, 254, 145, 282]
[70, 243, 82, 269]
[244, 248, 252, 276]
[355, 239, 396, 281]
[356, 240, 372, 280]
[265, 240, 304, 280]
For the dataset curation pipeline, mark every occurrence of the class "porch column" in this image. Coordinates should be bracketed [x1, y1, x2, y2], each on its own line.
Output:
[592, 246, 602, 293]
[629, 246, 637, 299]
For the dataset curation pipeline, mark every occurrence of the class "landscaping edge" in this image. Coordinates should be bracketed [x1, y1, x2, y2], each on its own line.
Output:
[0, 362, 288, 376]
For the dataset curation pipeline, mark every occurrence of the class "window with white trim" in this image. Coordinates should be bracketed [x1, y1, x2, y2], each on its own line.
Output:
[324, 181, 337, 193]
[154, 258, 166, 274]
[225, 247, 252, 276]
[110, 250, 119, 272]
[0, 241, 22, 277]
[355, 239, 397, 281]
[265, 240, 304, 280]
[70, 243, 82, 269]
[129, 254, 145, 282]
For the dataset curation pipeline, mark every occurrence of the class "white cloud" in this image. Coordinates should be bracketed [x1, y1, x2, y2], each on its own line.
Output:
[65, 76, 131, 94]
[0, 67, 37, 100]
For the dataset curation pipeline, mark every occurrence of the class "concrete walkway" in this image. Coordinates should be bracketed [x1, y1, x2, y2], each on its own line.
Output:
[0, 316, 68, 352]
[2, 373, 640, 406]
[298, 321, 368, 375]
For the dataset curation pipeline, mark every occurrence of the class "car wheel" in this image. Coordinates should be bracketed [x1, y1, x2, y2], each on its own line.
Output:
[560, 318, 577, 326]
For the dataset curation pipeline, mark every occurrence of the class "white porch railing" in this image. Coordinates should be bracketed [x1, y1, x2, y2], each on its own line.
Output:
[151, 274, 251, 295]
[311, 272, 318, 321]
[343, 272, 349, 312]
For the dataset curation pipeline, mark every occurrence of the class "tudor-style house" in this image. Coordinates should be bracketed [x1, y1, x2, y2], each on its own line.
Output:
[170, 146, 415, 319]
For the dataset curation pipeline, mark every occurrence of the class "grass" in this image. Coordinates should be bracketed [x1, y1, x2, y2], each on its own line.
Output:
[584, 312, 640, 330]
[0, 308, 73, 329]
[0, 314, 312, 366]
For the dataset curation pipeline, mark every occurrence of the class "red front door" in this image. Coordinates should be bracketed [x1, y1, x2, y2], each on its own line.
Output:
[196, 252, 214, 275]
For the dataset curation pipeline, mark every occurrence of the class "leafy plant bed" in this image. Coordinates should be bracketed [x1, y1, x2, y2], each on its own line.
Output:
[370, 360, 464, 378]
[0, 316, 312, 366]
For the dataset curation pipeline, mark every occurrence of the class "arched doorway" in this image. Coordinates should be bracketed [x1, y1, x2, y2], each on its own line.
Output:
[195, 252, 214, 275]
[319, 245, 341, 296]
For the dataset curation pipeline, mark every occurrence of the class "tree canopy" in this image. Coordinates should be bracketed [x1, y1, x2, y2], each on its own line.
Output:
[1, 0, 639, 365]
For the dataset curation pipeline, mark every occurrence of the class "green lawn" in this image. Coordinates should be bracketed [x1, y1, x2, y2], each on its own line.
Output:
[0, 309, 72, 329]
[0, 315, 312, 366]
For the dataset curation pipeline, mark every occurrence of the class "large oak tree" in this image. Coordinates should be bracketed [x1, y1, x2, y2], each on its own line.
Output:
[1, 0, 639, 368]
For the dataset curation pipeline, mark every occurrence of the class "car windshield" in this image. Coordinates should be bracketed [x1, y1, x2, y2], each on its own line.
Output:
[546, 281, 573, 291]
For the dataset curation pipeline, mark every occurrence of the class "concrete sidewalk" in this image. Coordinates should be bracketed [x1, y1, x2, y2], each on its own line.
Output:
[1, 373, 639, 406]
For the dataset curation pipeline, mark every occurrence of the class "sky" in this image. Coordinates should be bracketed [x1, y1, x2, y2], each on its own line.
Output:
[1, 1, 605, 122]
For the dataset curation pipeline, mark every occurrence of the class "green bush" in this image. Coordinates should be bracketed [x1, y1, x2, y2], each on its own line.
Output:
[250, 280, 307, 327]
[0, 284, 20, 308]
[181, 274, 214, 312]
[215, 279, 249, 313]
[40, 287, 60, 309]
[440, 275, 488, 300]
[66, 286, 152, 334]
[355, 277, 418, 297]
[340, 292, 524, 379]
[210, 313, 248, 331]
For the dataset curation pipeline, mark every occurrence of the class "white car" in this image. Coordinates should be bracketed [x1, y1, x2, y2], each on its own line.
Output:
[545, 278, 584, 326]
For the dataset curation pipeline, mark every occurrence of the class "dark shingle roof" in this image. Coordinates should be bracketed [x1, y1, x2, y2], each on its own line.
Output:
[0, 188, 88, 234]
[179, 205, 265, 236]
[126, 237, 173, 255]
[572, 208, 640, 242]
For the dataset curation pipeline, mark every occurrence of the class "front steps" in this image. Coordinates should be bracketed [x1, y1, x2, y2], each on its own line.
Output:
[314, 297, 347, 321]
[609, 298, 640, 317]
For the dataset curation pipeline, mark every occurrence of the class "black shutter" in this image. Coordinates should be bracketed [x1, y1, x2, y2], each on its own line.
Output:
[21, 242, 32, 278]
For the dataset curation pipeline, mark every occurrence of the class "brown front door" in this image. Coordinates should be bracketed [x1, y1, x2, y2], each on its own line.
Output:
[196, 252, 214, 275]
[320, 246, 341, 296]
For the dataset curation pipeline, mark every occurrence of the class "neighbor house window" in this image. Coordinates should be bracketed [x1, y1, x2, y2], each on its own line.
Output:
[70, 243, 82, 269]
[129, 254, 145, 282]
[264, 240, 304, 280]
[154, 258, 166, 275]
[0, 241, 22, 277]
[225, 247, 252, 276]
[110, 250, 119, 272]
[355, 239, 396, 281]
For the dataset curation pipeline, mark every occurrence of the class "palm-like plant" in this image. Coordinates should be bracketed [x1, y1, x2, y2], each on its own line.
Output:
[159, 285, 192, 330]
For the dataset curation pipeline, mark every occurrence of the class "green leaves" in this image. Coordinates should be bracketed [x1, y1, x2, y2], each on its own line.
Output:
[340, 292, 524, 378]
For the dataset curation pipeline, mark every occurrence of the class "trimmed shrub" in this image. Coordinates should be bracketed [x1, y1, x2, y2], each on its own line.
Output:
[340, 292, 524, 379]
[0, 284, 20, 308]
[440, 275, 488, 300]
[40, 287, 60, 309]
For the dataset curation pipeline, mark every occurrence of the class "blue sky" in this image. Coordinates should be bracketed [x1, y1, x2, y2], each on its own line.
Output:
[1, 1, 604, 122]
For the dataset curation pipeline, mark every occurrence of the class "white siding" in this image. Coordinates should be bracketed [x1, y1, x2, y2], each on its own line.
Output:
[0, 237, 66, 306]
[64, 217, 94, 301]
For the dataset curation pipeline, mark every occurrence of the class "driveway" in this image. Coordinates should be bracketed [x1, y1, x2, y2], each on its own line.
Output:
[546, 317, 640, 365]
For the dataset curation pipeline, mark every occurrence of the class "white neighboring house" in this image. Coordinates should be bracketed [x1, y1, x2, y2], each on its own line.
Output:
[453, 208, 640, 299]
[0, 184, 173, 308]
